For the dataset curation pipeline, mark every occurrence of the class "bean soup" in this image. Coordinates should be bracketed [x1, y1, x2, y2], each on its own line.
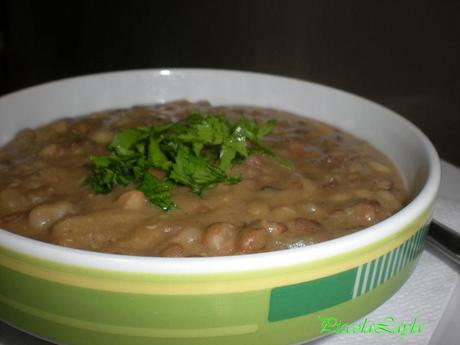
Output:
[0, 101, 408, 256]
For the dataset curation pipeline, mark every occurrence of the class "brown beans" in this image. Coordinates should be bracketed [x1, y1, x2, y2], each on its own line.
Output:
[204, 222, 238, 256]
[242, 155, 264, 178]
[50, 120, 69, 134]
[12, 129, 36, 151]
[300, 202, 326, 220]
[301, 178, 315, 194]
[245, 155, 263, 169]
[324, 150, 345, 166]
[25, 186, 55, 206]
[289, 142, 306, 159]
[73, 122, 90, 134]
[329, 193, 353, 202]
[0, 101, 408, 256]
[260, 185, 281, 192]
[281, 218, 331, 245]
[372, 179, 393, 191]
[237, 228, 268, 253]
[51, 210, 151, 250]
[39, 144, 63, 158]
[89, 130, 113, 144]
[173, 227, 203, 245]
[367, 161, 391, 174]
[347, 160, 365, 173]
[160, 243, 185, 257]
[353, 189, 373, 199]
[111, 225, 164, 254]
[247, 220, 288, 236]
[285, 178, 304, 190]
[117, 191, 148, 210]
[67, 140, 93, 156]
[288, 218, 323, 234]
[271, 206, 297, 221]
[248, 200, 270, 217]
[0, 188, 30, 216]
[35, 165, 87, 195]
[28, 201, 79, 233]
[330, 199, 380, 228]
[376, 191, 401, 211]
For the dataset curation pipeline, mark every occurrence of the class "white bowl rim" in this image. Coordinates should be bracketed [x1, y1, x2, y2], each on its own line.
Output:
[0, 68, 441, 274]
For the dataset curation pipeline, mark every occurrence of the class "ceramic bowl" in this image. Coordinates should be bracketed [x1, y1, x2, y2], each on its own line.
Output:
[0, 69, 440, 345]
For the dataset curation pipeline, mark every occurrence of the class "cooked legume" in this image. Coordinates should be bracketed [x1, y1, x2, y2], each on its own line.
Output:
[0, 100, 408, 256]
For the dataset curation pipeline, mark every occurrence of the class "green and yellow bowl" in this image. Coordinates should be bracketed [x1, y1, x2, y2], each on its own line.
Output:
[0, 69, 440, 345]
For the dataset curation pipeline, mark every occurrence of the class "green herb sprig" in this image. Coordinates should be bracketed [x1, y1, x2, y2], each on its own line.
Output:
[86, 112, 280, 210]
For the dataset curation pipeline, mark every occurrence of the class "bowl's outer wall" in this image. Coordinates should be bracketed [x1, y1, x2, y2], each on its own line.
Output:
[1, 218, 430, 345]
[0, 70, 439, 344]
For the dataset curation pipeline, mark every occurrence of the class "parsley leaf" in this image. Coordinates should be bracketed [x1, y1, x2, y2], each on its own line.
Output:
[148, 137, 171, 171]
[138, 172, 176, 211]
[86, 110, 284, 210]
[219, 128, 248, 171]
[178, 114, 230, 154]
[108, 128, 148, 156]
[255, 119, 277, 141]
[170, 146, 227, 194]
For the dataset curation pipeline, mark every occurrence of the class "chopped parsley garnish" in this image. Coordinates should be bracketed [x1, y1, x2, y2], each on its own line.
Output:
[86, 112, 282, 210]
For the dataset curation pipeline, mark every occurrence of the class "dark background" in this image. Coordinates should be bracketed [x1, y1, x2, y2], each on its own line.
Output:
[1, 0, 459, 165]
